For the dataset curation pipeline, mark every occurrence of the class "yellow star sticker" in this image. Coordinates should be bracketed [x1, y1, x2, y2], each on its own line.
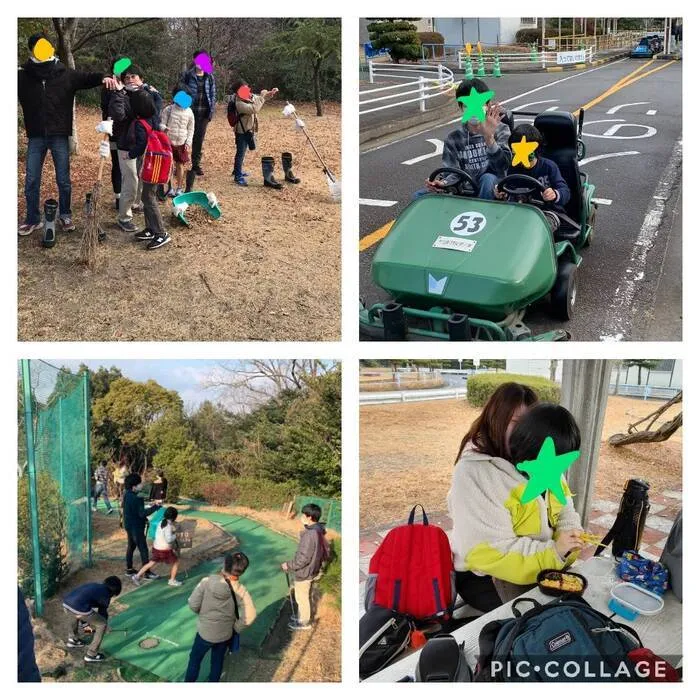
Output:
[511, 135, 539, 167]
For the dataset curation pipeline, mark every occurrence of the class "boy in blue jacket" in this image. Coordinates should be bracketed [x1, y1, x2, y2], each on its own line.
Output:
[496, 124, 570, 232]
[62, 576, 122, 662]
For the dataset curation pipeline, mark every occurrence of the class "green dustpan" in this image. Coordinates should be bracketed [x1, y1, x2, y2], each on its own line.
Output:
[171, 191, 221, 227]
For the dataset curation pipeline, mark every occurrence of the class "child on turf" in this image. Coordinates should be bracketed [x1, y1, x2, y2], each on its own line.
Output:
[62, 576, 122, 663]
[281, 503, 329, 631]
[229, 79, 279, 186]
[185, 552, 257, 682]
[160, 88, 195, 197]
[124, 89, 171, 250]
[495, 123, 570, 233]
[131, 506, 181, 587]
[416, 78, 511, 200]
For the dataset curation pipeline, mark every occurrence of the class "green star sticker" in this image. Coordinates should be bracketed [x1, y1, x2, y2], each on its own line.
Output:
[457, 87, 495, 123]
[516, 437, 580, 505]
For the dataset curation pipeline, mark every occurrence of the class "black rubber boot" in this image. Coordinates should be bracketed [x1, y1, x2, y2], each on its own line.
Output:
[281, 152, 301, 184]
[42, 198, 58, 248]
[262, 156, 283, 190]
[185, 169, 197, 193]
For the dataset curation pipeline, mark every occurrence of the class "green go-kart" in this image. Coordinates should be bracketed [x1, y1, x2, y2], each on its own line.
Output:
[359, 110, 597, 341]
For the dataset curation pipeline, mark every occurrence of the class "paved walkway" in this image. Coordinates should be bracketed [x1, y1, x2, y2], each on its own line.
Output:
[359, 490, 682, 583]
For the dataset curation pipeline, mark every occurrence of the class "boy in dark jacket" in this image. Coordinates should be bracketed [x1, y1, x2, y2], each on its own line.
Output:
[62, 576, 122, 662]
[108, 63, 163, 233]
[414, 78, 510, 201]
[124, 90, 171, 250]
[281, 503, 329, 631]
[496, 124, 570, 233]
[18, 33, 118, 236]
[178, 52, 216, 176]
[123, 472, 161, 575]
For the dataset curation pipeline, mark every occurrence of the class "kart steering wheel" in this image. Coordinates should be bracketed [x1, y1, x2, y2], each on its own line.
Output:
[496, 174, 546, 201]
[427, 167, 480, 195]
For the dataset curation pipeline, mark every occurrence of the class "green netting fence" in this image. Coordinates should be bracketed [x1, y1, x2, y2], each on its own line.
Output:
[294, 495, 341, 532]
[18, 360, 91, 615]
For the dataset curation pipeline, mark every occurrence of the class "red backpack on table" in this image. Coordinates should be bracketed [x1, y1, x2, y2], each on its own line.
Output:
[365, 504, 456, 622]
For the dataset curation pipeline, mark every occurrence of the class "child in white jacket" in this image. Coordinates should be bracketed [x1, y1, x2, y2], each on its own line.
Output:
[161, 89, 195, 196]
[131, 506, 182, 587]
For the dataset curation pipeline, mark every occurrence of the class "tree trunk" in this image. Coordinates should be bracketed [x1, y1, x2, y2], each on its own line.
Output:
[549, 360, 557, 382]
[53, 18, 80, 154]
[314, 58, 323, 116]
[637, 365, 642, 385]
[614, 361, 621, 395]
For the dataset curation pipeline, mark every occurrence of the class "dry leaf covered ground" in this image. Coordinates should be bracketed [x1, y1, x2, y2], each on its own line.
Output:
[360, 395, 682, 529]
[18, 103, 341, 341]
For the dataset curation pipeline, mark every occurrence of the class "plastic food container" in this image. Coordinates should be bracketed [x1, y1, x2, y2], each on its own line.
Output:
[609, 582, 665, 619]
[537, 569, 588, 596]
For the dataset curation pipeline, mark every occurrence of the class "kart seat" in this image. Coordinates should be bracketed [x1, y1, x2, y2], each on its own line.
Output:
[500, 109, 514, 133]
[534, 111, 583, 229]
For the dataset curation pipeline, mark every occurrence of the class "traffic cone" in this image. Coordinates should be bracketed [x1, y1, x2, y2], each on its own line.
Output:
[492, 54, 502, 77]
[476, 53, 486, 77]
[463, 57, 474, 79]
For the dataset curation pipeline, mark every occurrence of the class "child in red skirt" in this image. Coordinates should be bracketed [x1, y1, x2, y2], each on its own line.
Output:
[131, 506, 182, 587]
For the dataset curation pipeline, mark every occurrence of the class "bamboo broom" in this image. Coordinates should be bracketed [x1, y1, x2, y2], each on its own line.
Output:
[78, 131, 110, 269]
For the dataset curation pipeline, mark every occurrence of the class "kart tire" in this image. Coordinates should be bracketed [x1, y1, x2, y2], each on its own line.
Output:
[551, 262, 577, 321]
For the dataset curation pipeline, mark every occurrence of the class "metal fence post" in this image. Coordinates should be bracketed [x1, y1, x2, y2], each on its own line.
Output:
[58, 396, 64, 497]
[458, 51, 463, 69]
[368, 60, 374, 84]
[541, 49, 546, 69]
[21, 359, 43, 616]
[83, 370, 93, 568]
[438, 63, 444, 82]
[419, 76, 427, 112]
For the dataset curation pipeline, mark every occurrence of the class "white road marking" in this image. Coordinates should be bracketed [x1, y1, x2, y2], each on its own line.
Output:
[361, 58, 629, 154]
[591, 198, 613, 205]
[646, 109, 657, 115]
[511, 99, 559, 111]
[401, 138, 444, 165]
[598, 138, 683, 341]
[583, 119, 657, 139]
[359, 198, 397, 207]
[545, 106, 559, 111]
[579, 151, 640, 165]
[606, 101, 650, 114]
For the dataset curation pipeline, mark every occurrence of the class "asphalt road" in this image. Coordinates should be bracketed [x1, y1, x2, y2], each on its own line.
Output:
[359, 58, 683, 341]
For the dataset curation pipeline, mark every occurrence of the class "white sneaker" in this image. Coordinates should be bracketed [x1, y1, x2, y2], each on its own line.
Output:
[166, 187, 176, 197]
[168, 579, 183, 587]
[18, 222, 43, 236]
[175, 188, 184, 196]
[130, 574, 142, 587]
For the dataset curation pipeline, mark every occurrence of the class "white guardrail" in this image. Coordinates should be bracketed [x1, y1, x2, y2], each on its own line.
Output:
[359, 383, 677, 406]
[359, 387, 467, 405]
[458, 47, 594, 69]
[360, 62, 455, 116]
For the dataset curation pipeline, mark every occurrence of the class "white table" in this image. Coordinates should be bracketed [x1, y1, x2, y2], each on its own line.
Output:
[365, 556, 682, 681]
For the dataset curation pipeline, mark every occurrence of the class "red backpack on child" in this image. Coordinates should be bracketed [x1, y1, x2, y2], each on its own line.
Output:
[137, 119, 172, 185]
[365, 504, 456, 622]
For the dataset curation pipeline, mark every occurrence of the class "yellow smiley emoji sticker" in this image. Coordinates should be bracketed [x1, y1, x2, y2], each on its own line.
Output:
[33, 38, 55, 62]
[511, 135, 538, 168]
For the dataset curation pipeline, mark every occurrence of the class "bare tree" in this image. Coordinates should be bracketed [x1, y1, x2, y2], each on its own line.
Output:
[203, 359, 336, 408]
[51, 17, 158, 153]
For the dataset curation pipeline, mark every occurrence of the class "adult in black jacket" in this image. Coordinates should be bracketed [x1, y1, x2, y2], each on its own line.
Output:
[123, 473, 160, 577]
[18, 588, 41, 682]
[17, 33, 118, 236]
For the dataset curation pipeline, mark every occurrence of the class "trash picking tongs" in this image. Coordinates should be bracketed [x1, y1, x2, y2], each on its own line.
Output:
[283, 102, 340, 196]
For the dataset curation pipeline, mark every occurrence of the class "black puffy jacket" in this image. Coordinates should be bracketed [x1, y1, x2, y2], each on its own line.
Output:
[18, 59, 105, 138]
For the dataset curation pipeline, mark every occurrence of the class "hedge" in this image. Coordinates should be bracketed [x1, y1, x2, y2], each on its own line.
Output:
[418, 31, 445, 47]
[467, 373, 560, 407]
